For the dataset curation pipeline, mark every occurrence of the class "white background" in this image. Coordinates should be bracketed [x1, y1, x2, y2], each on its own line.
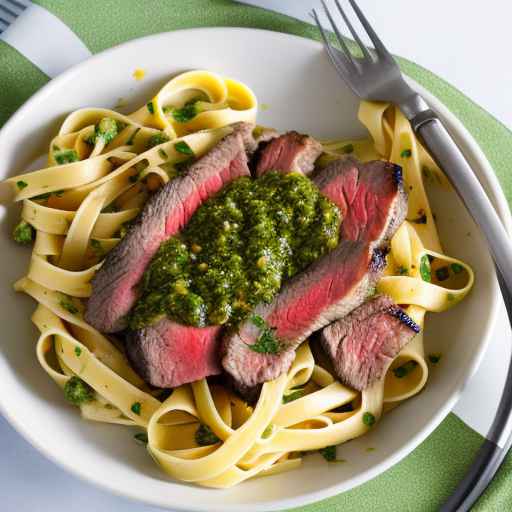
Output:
[1, 1, 511, 510]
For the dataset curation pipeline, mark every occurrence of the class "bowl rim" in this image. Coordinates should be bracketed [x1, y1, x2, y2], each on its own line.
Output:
[0, 26, 510, 512]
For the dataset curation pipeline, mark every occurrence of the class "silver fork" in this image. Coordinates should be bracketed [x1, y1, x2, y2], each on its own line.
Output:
[313, 1, 512, 511]
[0, 0, 28, 34]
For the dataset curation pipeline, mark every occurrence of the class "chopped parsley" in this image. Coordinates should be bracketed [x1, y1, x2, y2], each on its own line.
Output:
[318, 445, 345, 463]
[283, 388, 304, 404]
[400, 149, 412, 158]
[147, 131, 170, 149]
[168, 101, 198, 123]
[63, 377, 94, 406]
[174, 141, 194, 155]
[16, 180, 28, 190]
[341, 143, 354, 154]
[195, 424, 220, 446]
[397, 265, 408, 276]
[134, 432, 148, 445]
[451, 263, 463, 274]
[262, 424, 275, 439]
[248, 315, 281, 354]
[131, 402, 142, 415]
[12, 220, 34, 245]
[158, 149, 168, 159]
[250, 314, 266, 330]
[59, 294, 79, 315]
[420, 254, 431, 283]
[147, 101, 154, 114]
[319, 445, 336, 461]
[74, 346, 82, 357]
[125, 127, 140, 146]
[55, 149, 79, 165]
[362, 412, 376, 427]
[428, 353, 442, 364]
[393, 360, 418, 378]
[435, 266, 450, 282]
[86, 118, 125, 145]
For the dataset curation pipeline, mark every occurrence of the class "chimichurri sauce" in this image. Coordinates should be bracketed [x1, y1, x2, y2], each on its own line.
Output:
[130, 171, 341, 329]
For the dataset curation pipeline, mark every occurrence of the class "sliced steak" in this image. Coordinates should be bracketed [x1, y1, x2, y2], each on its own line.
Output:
[313, 157, 405, 243]
[222, 158, 406, 389]
[85, 122, 254, 333]
[126, 319, 222, 387]
[254, 131, 322, 176]
[320, 295, 420, 391]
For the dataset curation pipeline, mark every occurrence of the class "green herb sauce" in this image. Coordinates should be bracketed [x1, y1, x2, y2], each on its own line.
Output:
[12, 220, 34, 245]
[130, 172, 341, 329]
[63, 377, 94, 406]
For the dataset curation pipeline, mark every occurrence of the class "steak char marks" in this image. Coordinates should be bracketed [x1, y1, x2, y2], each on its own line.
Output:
[320, 295, 420, 391]
[255, 131, 322, 176]
[85, 122, 254, 333]
[222, 157, 407, 389]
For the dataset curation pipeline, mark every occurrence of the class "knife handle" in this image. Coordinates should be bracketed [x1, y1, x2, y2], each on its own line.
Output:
[411, 110, 512, 511]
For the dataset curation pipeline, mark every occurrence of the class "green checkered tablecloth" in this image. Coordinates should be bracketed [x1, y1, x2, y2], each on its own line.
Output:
[2, 1, 512, 510]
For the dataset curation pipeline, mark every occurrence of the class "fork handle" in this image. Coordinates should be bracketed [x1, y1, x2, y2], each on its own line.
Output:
[412, 112, 512, 297]
[410, 109, 512, 511]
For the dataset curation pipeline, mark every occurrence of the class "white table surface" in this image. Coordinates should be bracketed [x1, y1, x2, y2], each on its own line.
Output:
[2, 1, 512, 511]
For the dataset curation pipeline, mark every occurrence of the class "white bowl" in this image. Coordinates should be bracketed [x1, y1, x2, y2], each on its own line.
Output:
[0, 28, 510, 512]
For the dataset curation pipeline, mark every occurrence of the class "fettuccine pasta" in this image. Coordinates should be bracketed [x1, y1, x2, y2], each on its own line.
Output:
[1, 71, 473, 487]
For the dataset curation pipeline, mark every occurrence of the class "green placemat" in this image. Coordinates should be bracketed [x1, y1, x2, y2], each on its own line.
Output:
[2, 1, 512, 510]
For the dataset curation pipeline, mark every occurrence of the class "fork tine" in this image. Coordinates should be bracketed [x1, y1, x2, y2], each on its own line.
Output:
[333, 0, 371, 60]
[320, 0, 358, 69]
[0, 15, 8, 27]
[0, 3, 17, 19]
[310, 10, 353, 79]
[347, 0, 389, 57]
[6, 0, 26, 12]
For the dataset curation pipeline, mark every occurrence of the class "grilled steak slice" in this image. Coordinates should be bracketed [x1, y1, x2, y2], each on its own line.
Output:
[313, 157, 405, 243]
[126, 319, 222, 387]
[222, 158, 406, 389]
[255, 131, 323, 176]
[85, 122, 254, 333]
[320, 295, 420, 390]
